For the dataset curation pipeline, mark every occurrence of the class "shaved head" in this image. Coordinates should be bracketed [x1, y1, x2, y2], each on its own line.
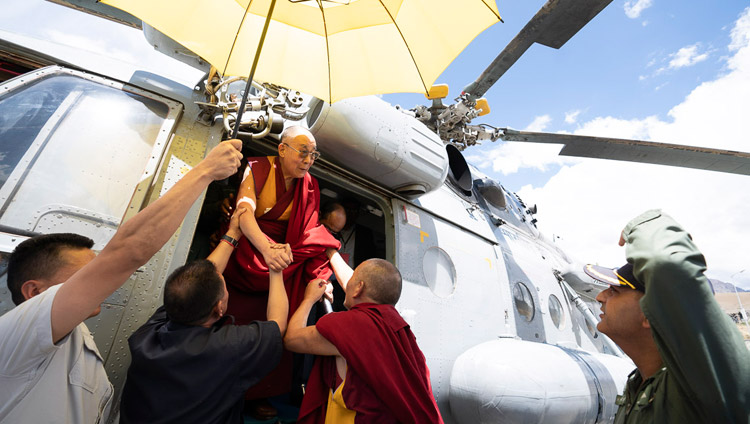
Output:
[357, 259, 402, 306]
[280, 126, 315, 144]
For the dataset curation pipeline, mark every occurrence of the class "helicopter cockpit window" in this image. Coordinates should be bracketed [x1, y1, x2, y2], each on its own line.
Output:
[474, 177, 507, 214]
[513, 282, 535, 322]
[0, 72, 173, 234]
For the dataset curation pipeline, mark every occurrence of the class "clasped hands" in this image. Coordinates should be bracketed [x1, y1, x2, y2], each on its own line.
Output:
[263, 243, 293, 272]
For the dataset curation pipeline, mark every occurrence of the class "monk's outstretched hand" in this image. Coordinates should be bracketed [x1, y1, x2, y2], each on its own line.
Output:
[265, 243, 293, 272]
[304, 278, 329, 303]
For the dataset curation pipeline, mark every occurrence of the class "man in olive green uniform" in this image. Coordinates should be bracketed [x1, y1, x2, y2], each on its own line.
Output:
[585, 210, 750, 423]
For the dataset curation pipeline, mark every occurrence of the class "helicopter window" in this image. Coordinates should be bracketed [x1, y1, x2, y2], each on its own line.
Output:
[474, 178, 507, 212]
[513, 282, 535, 322]
[422, 247, 456, 297]
[0, 74, 170, 232]
[548, 294, 564, 329]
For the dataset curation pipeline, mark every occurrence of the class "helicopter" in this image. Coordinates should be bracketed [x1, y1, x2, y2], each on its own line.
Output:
[0, 1, 748, 423]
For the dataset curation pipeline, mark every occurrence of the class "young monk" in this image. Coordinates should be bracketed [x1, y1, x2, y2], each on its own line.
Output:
[285, 252, 443, 423]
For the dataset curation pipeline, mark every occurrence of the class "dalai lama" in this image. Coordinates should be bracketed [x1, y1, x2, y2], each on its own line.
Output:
[223, 126, 340, 407]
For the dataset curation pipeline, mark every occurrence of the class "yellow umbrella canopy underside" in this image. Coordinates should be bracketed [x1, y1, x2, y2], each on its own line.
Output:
[103, 0, 501, 102]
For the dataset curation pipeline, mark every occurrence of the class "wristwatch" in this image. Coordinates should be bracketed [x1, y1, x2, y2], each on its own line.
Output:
[221, 234, 239, 248]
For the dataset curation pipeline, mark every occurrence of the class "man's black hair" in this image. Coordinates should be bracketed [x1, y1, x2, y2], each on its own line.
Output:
[163, 260, 224, 325]
[7, 233, 94, 305]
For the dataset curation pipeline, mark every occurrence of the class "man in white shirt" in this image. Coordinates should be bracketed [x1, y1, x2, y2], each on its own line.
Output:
[0, 139, 243, 423]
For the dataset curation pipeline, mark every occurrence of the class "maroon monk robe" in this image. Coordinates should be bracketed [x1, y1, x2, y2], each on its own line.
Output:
[298, 303, 444, 424]
[223, 156, 340, 397]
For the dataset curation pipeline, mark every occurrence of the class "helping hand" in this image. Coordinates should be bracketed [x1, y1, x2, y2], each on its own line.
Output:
[264, 243, 293, 272]
[226, 208, 246, 239]
[323, 281, 334, 303]
[305, 279, 329, 303]
[198, 139, 243, 180]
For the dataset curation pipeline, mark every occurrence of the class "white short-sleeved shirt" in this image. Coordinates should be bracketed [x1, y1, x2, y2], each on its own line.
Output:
[0, 284, 113, 423]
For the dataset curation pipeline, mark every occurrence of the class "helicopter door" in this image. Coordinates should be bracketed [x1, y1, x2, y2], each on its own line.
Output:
[0, 66, 181, 360]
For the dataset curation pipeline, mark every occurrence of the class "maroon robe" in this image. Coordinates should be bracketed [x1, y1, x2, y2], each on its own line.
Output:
[223, 156, 340, 397]
[298, 303, 444, 424]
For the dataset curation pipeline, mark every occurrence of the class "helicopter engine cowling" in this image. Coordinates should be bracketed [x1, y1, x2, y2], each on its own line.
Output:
[449, 339, 633, 424]
[305, 96, 449, 196]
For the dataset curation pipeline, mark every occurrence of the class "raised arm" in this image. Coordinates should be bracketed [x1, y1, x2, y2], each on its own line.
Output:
[51, 140, 243, 343]
[267, 270, 289, 335]
[624, 209, 750, 421]
[284, 279, 341, 356]
[236, 165, 292, 272]
[326, 248, 354, 290]
[207, 208, 245, 274]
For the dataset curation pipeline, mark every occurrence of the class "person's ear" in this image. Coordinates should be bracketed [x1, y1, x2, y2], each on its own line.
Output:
[278, 143, 285, 158]
[352, 280, 365, 298]
[20, 280, 45, 300]
[213, 300, 224, 319]
[641, 315, 651, 330]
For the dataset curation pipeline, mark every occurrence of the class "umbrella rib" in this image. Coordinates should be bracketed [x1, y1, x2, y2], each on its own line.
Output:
[480, 0, 503, 21]
[378, 0, 428, 94]
[317, 0, 333, 102]
[222, 0, 255, 76]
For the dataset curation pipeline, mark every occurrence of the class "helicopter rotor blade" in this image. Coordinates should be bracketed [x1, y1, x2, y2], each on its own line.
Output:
[463, 0, 613, 99]
[500, 128, 750, 176]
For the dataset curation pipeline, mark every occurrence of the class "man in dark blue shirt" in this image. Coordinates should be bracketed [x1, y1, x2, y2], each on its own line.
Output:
[120, 209, 289, 424]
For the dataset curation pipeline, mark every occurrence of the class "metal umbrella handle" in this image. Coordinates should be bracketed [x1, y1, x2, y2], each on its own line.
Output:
[231, 0, 278, 139]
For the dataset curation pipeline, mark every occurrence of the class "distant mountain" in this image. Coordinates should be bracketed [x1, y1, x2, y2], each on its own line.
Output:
[709, 279, 748, 294]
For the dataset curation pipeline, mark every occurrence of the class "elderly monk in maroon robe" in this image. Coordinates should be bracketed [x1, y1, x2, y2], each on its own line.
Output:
[285, 252, 444, 424]
[223, 126, 340, 401]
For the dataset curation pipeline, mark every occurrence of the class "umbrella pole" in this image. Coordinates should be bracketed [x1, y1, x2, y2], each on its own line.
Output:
[231, 0, 278, 139]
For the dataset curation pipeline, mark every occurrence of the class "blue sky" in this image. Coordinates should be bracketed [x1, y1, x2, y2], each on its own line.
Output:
[1, 0, 749, 289]
[384, 0, 750, 189]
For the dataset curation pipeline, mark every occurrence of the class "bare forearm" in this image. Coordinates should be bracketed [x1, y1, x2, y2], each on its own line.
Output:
[207, 243, 233, 274]
[328, 250, 353, 289]
[51, 140, 243, 342]
[267, 270, 289, 335]
[239, 213, 272, 255]
[284, 298, 316, 351]
[80, 166, 214, 295]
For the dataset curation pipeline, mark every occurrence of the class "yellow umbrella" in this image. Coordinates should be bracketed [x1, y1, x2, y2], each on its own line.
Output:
[102, 0, 501, 103]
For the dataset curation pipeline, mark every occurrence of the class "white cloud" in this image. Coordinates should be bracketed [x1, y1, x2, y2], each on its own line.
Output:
[646, 43, 711, 78]
[624, 0, 654, 19]
[479, 142, 571, 176]
[668, 43, 709, 69]
[525, 114, 552, 132]
[565, 110, 582, 124]
[469, 115, 573, 175]
[517, 7, 750, 288]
